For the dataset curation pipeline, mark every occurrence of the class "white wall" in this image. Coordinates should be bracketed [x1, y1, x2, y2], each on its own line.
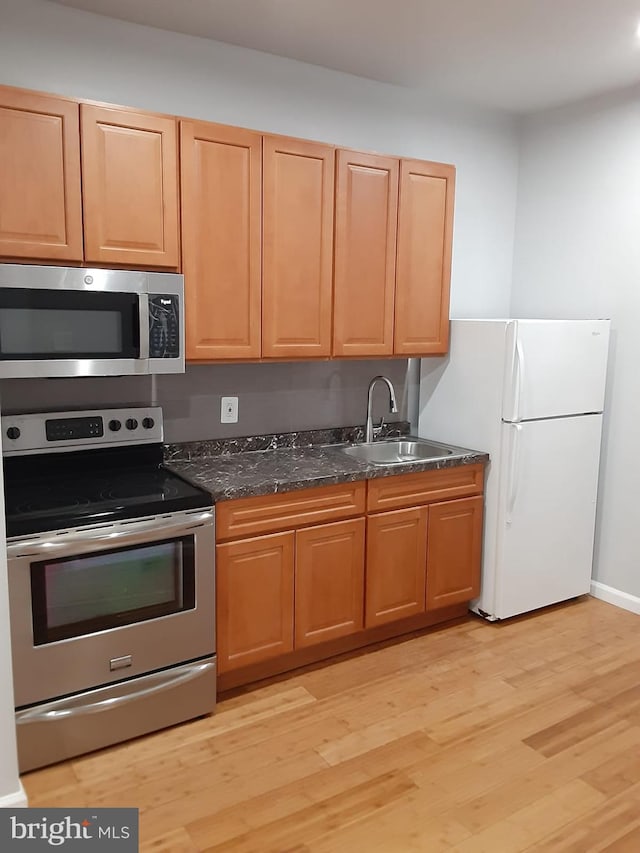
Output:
[0, 0, 519, 319]
[512, 88, 640, 602]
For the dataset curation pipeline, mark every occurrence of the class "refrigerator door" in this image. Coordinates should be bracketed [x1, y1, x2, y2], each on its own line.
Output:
[419, 320, 509, 450]
[489, 414, 603, 620]
[503, 319, 610, 422]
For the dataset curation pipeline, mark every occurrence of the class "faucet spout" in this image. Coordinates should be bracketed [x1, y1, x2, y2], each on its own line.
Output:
[365, 375, 398, 443]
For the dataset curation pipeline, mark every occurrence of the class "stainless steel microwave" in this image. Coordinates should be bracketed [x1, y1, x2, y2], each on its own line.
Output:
[0, 264, 184, 378]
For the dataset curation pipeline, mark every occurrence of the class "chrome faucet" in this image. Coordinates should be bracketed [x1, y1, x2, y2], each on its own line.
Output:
[365, 375, 398, 442]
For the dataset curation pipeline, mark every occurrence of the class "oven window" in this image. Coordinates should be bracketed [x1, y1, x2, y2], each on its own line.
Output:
[30, 537, 195, 645]
[0, 288, 139, 359]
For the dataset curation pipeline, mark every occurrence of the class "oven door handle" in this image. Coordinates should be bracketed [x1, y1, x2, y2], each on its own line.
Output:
[16, 659, 215, 724]
[7, 509, 214, 557]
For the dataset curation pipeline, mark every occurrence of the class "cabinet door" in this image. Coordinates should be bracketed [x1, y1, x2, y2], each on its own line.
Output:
[333, 150, 398, 357]
[395, 159, 455, 355]
[81, 105, 179, 268]
[262, 136, 334, 358]
[0, 86, 83, 261]
[181, 121, 261, 360]
[426, 496, 483, 610]
[365, 506, 428, 628]
[295, 518, 365, 649]
[216, 532, 294, 673]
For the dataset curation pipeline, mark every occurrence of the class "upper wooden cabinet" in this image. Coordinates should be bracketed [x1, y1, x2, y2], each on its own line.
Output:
[262, 136, 334, 358]
[0, 87, 83, 261]
[81, 104, 180, 268]
[395, 159, 455, 355]
[181, 120, 262, 360]
[333, 151, 399, 357]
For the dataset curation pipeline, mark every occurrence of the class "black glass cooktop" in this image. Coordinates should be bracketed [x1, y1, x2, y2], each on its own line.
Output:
[3, 444, 211, 538]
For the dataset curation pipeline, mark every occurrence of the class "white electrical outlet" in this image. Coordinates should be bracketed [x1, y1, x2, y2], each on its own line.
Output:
[220, 396, 239, 424]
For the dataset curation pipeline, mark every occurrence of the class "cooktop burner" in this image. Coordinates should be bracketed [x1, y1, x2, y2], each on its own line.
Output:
[2, 407, 212, 538]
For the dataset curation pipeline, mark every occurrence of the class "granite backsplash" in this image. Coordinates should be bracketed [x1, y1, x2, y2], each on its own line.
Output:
[164, 421, 411, 462]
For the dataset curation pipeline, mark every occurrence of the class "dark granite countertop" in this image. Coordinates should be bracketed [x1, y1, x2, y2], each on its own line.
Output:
[164, 424, 489, 502]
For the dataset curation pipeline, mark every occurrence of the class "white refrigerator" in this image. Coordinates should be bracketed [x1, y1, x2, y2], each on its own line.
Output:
[418, 319, 610, 620]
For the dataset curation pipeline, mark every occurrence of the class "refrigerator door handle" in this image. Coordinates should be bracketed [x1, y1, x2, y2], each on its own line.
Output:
[506, 423, 522, 525]
[510, 338, 525, 422]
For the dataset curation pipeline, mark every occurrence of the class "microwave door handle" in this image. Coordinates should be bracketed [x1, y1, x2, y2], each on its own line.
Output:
[7, 510, 214, 557]
[16, 660, 215, 724]
[139, 293, 150, 359]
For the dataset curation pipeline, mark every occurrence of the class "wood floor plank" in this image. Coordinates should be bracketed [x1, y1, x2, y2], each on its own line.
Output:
[523, 705, 624, 757]
[453, 722, 640, 835]
[454, 778, 606, 852]
[525, 796, 640, 852]
[601, 825, 640, 852]
[582, 746, 640, 797]
[197, 772, 416, 853]
[305, 790, 472, 852]
[141, 827, 200, 852]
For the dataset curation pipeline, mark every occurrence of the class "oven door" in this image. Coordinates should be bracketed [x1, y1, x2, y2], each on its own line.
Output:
[8, 509, 215, 708]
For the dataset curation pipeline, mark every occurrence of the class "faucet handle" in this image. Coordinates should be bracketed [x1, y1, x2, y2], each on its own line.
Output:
[373, 416, 385, 439]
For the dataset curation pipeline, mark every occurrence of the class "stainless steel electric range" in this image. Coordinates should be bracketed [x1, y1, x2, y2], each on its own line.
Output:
[2, 406, 216, 773]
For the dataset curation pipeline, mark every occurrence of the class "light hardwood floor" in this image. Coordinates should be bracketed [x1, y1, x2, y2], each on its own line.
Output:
[22, 597, 640, 851]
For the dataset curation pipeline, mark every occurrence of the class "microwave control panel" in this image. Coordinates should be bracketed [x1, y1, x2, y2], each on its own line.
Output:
[149, 294, 180, 359]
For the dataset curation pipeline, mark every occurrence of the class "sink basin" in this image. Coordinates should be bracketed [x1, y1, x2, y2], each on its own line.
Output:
[339, 439, 454, 466]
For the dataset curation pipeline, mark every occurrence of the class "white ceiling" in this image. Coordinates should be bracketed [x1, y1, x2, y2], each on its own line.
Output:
[47, 0, 640, 113]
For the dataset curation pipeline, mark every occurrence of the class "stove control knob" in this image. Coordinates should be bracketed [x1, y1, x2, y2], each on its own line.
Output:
[6, 427, 20, 440]
[126, 418, 138, 431]
[142, 417, 155, 430]
[108, 419, 122, 432]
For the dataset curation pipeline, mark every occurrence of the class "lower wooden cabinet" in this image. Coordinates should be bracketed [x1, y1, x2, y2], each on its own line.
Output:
[216, 531, 294, 673]
[216, 518, 366, 671]
[295, 518, 365, 648]
[215, 465, 484, 682]
[365, 506, 428, 628]
[426, 496, 483, 610]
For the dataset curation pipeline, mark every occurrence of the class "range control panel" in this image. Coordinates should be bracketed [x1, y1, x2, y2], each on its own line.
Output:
[45, 416, 104, 442]
[2, 407, 163, 455]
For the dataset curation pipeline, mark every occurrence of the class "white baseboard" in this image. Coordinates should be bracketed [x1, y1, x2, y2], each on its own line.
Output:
[0, 781, 28, 808]
[590, 581, 640, 615]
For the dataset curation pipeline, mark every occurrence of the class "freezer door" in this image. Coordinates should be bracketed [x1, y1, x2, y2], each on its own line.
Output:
[503, 319, 610, 421]
[493, 414, 603, 620]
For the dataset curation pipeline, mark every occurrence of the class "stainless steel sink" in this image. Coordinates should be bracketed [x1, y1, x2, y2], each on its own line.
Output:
[338, 439, 454, 466]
